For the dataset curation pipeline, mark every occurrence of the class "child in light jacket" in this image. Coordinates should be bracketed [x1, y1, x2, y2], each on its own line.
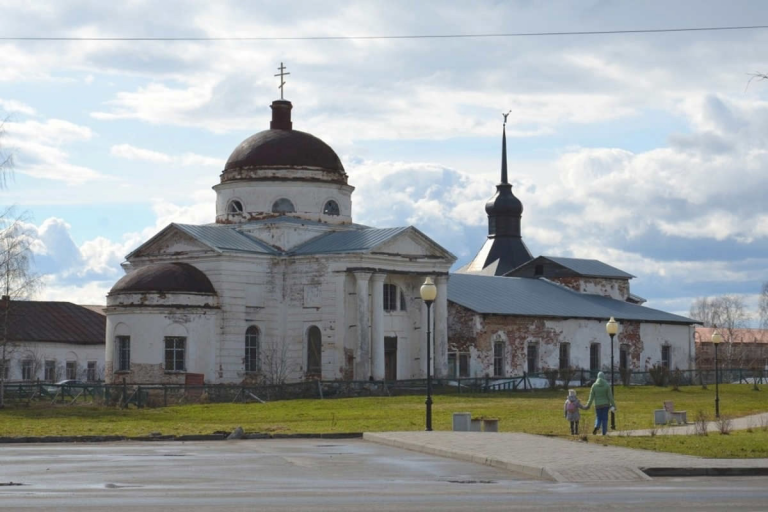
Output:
[564, 389, 587, 435]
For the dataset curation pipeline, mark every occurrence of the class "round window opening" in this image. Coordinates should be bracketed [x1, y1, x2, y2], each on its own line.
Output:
[272, 198, 296, 214]
[323, 200, 340, 216]
[227, 200, 244, 214]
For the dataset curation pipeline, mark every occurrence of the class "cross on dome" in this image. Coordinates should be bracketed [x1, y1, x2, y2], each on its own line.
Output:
[275, 62, 290, 99]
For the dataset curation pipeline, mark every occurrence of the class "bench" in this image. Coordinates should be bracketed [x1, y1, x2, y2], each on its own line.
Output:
[654, 401, 687, 425]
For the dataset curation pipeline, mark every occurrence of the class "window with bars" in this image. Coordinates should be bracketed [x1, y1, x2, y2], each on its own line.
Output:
[164, 336, 186, 372]
[116, 336, 131, 372]
[21, 359, 33, 381]
[527, 343, 539, 373]
[619, 344, 629, 371]
[559, 343, 570, 370]
[66, 361, 77, 380]
[306, 326, 322, 378]
[590, 343, 601, 373]
[661, 345, 671, 369]
[493, 340, 505, 377]
[383, 284, 398, 312]
[44, 360, 56, 381]
[87, 361, 97, 382]
[245, 326, 260, 373]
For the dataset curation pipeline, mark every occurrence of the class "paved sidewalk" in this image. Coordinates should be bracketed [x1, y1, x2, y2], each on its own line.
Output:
[364, 431, 768, 483]
[609, 411, 768, 436]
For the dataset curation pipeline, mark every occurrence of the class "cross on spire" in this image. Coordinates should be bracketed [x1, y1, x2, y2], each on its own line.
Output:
[275, 62, 290, 100]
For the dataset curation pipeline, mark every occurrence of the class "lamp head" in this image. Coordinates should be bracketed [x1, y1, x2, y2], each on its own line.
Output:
[606, 316, 619, 336]
[420, 276, 437, 303]
[711, 327, 723, 345]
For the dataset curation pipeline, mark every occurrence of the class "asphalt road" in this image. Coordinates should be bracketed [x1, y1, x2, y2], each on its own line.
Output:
[0, 440, 766, 511]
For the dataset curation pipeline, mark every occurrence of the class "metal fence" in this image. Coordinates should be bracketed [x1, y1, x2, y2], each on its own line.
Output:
[0, 368, 765, 407]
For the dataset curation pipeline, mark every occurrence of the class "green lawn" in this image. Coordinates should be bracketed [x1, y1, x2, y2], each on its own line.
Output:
[1, 384, 765, 458]
[593, 430, 768, 458]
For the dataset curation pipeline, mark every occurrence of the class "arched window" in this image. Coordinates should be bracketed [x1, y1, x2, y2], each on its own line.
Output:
[323, 200, 340, 216]
[272, 198, 295, 214]
[245, 326, 260, 373]
[306, 326, 322, 379]
[493, 339, 505, 377]
[227, 200, 243, 214]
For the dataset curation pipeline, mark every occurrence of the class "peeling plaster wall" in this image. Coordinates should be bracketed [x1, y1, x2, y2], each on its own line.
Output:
[447, 302, 692, 377]
[105, 308, 217, 384]
[214, 179, 354, 226]
[550, 277, 629, 301]
[3, 341, 104, 382]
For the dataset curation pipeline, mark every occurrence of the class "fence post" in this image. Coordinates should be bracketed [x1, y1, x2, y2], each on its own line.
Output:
[122, 378, 127, 409]
[523, 372, 528, 391]
[164, 386, 168, 407]
[458, 378, 461, 395]
[137, 386, 142, 408]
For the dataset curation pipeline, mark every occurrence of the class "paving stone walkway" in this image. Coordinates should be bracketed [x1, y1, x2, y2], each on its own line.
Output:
[363, 431, 768, 483]
[610, 411, 768, 436]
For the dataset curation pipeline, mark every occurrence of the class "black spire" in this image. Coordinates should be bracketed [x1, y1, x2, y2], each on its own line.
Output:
[460, 113, 532, 276]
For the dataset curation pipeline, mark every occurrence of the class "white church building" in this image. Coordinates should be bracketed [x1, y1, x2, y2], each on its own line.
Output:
[105, 97, 455, 385]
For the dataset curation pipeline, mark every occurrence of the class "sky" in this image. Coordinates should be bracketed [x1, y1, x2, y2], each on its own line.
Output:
[1, 1, 768, 319]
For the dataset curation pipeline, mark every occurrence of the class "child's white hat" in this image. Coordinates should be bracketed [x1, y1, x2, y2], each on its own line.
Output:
[568, 389, 577, 397]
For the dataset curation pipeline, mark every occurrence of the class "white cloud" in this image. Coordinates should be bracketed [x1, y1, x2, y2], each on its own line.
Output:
[0, 99, 36, 116]
[110, 143, 222, 167]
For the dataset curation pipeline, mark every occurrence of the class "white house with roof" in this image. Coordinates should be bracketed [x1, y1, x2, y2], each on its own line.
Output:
[105, 96, 455, 385]
[449, 118, 698, 379]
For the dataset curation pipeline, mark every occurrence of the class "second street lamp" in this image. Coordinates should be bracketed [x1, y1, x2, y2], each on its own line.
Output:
[420, 277, 437, 431]
[605, 316, 619, 430]
[712, 327, 723, 418]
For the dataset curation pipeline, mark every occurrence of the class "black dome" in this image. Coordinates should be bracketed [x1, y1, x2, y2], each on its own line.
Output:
[485, 184, 523, 216]
[225, 129, 344, 173]
[109, 262, 216, 295]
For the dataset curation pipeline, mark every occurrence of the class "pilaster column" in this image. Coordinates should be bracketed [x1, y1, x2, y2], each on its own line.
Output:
[434, 275, 449, 378]
[354, 271, 372, 380]
[370, 273, 386, 380]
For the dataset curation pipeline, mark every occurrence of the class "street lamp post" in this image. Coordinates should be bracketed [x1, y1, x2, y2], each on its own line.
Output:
[712, 327, 723, 418]
[420, 277, 437, 431]
[606, 317, 618, 430]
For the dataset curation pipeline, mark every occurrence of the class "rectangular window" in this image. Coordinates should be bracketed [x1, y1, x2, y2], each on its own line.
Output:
[44, 360, 56, 381]
[116, 336, 131, 372]
[87, 361, 97, 382]
[164, 336, 186, 372]
[661, 345, 671, 369]
[527, 343, 539, 374]
[619, 344, 629, 371]
[21, 359, 33, 381]
[493, 340, 505, 377]
[559, 343, 570, 370]
[590, 343, 601, 373]
[383, 284, 398, 312]
[1, 359, 8, 380]
[458, 353, 470, 378]
[399, 290, 407, 311]
[447, 352, 470, 378]
[66, 361, 77, 380]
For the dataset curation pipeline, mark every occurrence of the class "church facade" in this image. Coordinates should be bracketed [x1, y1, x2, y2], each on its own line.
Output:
[105, 97, 455, 385]
[447, 119, 697, 379]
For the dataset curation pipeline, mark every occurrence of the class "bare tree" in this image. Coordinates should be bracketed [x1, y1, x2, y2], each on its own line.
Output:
[689, 295, 749, 331]
[259, 341, 293, 386]
[0, 210, 42, 407]
[0, 114, 13, 189]
[759, 282, 768, 331]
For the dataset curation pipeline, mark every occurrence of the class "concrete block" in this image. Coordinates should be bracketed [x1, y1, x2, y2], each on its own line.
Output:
[452, 412, 471, 432]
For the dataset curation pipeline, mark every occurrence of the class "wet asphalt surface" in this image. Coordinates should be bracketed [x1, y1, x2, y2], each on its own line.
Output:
[0, 440, 766, 511]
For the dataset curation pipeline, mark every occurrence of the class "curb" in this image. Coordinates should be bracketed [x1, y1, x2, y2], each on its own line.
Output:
[642, 467, 768, 477]
[362, 433, 556, 481]
[0, 432, 363, 444]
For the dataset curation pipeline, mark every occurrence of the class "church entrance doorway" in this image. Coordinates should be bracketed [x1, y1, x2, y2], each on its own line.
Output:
[384, 336, 397, 381]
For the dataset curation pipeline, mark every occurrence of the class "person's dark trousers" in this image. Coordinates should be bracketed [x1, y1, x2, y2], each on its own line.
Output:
[594, 406, 609, 435]
[570, 420, 579, 435]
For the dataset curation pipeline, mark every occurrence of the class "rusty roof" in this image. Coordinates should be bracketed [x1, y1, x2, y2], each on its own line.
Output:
[0, 301, 105, 345]
[695, 327, 768, 344]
